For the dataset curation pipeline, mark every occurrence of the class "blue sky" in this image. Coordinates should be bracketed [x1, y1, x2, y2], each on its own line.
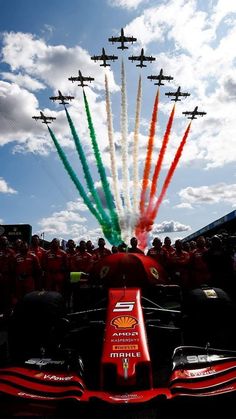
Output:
[0, 0, 236, 248]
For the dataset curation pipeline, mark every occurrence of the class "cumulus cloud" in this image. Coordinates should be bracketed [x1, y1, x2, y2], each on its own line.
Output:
[152, 220, 191, 234]
[178, 183, 236, 206]
[0, 178, 17, 194]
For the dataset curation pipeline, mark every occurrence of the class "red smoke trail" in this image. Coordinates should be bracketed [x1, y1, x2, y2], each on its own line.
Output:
[150, 122, 192, 221]
[139, 88, 160, 214]
[146, 103, 176, 216]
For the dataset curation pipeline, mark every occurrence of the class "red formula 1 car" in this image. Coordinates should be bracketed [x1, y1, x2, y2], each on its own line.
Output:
[0, 255, 236, 416]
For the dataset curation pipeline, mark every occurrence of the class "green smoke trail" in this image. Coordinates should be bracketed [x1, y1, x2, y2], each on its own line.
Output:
[47, 126, 114, 243]
[65, 107, 112, 228]
[83, 91, 121, 244]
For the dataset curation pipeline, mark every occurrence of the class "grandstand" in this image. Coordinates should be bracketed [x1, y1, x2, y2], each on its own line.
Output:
[183, 209, 236, 242]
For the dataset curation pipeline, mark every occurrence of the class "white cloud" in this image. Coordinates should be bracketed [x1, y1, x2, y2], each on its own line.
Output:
[1, 72, 45, 91]
[152, 220, 191, 234]
[175, 202, 193, 209]
[179, 183, 236, 206]
[0, 178, 17, 194]
[108, 0, 147, 10]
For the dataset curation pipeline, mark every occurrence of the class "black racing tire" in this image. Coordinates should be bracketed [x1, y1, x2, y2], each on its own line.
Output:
[182, 285, 236, 349]
[8, 290, 67, 361]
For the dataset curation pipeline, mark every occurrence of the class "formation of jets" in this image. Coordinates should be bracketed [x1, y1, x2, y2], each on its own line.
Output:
[108, 27, 137, 50]
[182, 106, 207, 120]
[32, 29, 207, 125]
[68, 70, 94, 87]
[49, 90, 74, 105]
[165, 86, 190, 102]
[32, 111, 56, 125]
[91, 48, 118, 67]
[147, 68, 174, 86]
[128, 48, 156, 68]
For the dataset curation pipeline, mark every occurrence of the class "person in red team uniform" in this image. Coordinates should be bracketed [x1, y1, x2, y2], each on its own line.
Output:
[128, 237, 144, 254]
[29, 234, 46, 265]
[93, 238, 111, 261]
[189, 235, 210, 288]
[168, 239, 190, 288]
[66, 239, 77, 271]
[0, 236, 15, 313]
[70, 240, 94, 310]
[147, 237, 165, 266]
[161, 236, 176, 276]
[11, 241, 42, 304]
[42, 238, 68, 297]
[86, 240, 95, 255]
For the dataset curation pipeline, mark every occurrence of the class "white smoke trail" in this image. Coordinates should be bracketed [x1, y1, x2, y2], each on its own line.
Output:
[104, 74, 124, 225]
[120, 59, 132, 241]
[133, 75, 142, 216]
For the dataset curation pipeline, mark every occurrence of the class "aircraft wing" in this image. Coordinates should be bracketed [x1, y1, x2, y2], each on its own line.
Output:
[106, 55, 118, 60]
[63, 96, 74, 100]
[82, 76, 94, 81]
[198, 111, 206, 116]
[49, 95, 60, 101]
[128, 56, 141, 61]
[91, 55, 101, 61]
[182, 111, 192, 115]
[124, 36, 137, 42]
[108, 36, 120, 42]
[32, 116, 41, 120]
[143, 56, 155, 62]
[68, 77, 78, 82]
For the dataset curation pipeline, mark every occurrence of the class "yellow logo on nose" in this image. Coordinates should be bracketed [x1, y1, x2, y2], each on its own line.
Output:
[111, 316, 138, 329]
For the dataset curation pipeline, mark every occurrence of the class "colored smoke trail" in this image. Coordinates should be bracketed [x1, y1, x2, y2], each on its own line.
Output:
[151, 122, 192, 221]
[139, 88, 160, 214]
[83, 91, 121, 244]
[133, 75, 142, 216]
[47, 126, 114, 243]
[146, 103, 176, 215]
[65, 107, 112, 227]
[105, 74, 123, 221]
[121, 60, 132, 238]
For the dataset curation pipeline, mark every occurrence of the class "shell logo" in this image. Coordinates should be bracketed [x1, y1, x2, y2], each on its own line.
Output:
[111, 316, 138, 329]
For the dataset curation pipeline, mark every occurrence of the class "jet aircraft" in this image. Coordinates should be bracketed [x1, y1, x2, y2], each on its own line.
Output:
[165, 86, 190, 102]
[147, 68, 174, 86]
[91, 48, 118, 67]
[68, 70, 94, 87]
[32, 111, 56, 125]
[182, 106, 207, 119]
[108, 28, 137, 50]
[128, 48, 156, 68]
[49, 90, 74, 105]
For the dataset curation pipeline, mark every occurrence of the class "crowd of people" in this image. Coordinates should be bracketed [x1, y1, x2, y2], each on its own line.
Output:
[0, 231, 236, 314]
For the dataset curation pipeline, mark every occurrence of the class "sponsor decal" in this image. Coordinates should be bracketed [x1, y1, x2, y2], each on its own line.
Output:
[113, 301, 135, 312]
[111, 316, 138, 330]
[112, 344, 139, 350]
[25, 358, 65, 367]
[109, 393, 143, 400]
[112, 345, 138, 351]
[112, 332, 138, 336]
[188, 369, 216, 377]
[100, 266, 109, 278]
[43, 374, 74, 381]
[203, 289, 218, 299]
[110, 352, 141, 358]
[150, 267, 159, 279]
[111, 338, 139, 343]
